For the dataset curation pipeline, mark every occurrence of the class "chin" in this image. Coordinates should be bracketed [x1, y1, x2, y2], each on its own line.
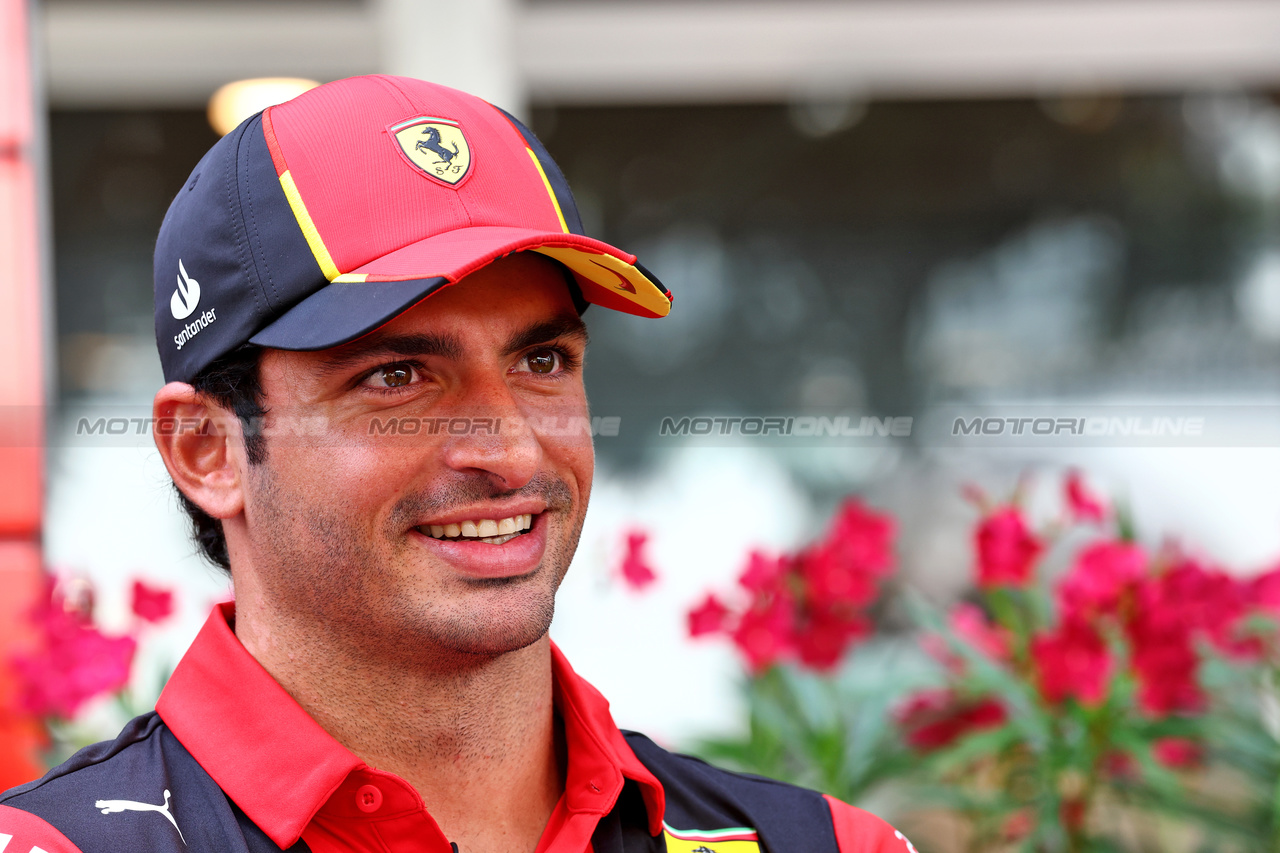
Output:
[375, 584, 558, 663]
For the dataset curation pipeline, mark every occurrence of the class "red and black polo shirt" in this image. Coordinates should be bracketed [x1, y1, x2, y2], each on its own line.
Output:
[0, 604, 913, 853]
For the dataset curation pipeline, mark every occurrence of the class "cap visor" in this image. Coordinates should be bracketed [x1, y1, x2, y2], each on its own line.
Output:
[251, 226, 670, 351]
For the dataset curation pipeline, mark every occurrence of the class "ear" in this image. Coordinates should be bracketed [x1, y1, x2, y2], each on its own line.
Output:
[153, 382, 246, 521]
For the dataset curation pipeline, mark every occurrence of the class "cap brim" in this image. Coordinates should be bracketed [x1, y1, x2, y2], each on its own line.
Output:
[250, 225, 671, 352]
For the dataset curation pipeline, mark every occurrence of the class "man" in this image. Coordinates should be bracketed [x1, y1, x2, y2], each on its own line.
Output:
[0, 76, 912, 853]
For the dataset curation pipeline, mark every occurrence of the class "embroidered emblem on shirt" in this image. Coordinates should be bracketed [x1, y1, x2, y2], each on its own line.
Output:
[663, 822, 760, 853]
[95, 789, 186, 844]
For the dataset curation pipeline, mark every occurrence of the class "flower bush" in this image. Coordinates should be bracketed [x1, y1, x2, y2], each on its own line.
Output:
[687, 473, 1280, 852]
[8, 575, 176, 764]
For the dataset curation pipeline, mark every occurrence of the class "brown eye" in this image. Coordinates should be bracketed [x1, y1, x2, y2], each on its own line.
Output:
[377, 364, 415, 387]
[525, 349, 560, 375]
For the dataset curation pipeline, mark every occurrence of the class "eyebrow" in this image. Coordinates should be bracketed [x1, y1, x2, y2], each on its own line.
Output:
[313, 315, 589, 376]
[314, 332, 465, 375]
[503, 315, 589, 356]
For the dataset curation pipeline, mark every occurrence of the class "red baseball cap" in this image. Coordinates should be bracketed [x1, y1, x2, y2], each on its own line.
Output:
[154, 75, 671, 384]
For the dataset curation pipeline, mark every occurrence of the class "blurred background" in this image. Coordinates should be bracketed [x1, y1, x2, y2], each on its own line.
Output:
[8, 0, 1280, 803]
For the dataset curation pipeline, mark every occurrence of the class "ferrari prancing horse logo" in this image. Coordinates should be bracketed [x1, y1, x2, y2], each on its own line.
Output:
[391, 116, 472, 186]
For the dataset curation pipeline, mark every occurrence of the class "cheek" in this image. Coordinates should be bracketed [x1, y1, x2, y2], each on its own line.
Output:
[530, 395, 594, 485]
[261, 434, 423, 515]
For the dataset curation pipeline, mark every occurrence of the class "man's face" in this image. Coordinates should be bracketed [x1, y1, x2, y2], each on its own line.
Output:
[230, 253, 593, 664]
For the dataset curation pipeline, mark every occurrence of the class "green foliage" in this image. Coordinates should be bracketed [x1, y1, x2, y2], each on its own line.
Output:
[693, 639, 932, 805]
[681, 479, 1280, 853]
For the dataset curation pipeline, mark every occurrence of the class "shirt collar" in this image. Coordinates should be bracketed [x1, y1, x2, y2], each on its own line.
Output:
[550, 642, 664, 834]
[156, 604, 665, 847]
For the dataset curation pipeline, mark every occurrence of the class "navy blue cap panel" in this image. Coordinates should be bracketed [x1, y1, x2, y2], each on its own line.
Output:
[493, 106, 585, 236]
[153, 113, 325, 384]
[238, 114, 329, 315]
[249, 276, 451, 351]
[154, 118, 263, 384]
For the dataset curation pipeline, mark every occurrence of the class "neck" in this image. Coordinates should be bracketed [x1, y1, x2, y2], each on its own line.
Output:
[234, 594, 564, 853]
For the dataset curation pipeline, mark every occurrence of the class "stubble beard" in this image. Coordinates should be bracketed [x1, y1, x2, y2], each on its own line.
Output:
[242, 460, 583, 670]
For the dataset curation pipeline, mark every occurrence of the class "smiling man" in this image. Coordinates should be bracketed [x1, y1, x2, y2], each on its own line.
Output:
[0, 76, 912, 853]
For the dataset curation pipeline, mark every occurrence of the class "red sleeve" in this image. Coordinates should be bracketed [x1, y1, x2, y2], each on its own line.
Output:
[0, 803, 85, 853]
[823, 794, 919, 853]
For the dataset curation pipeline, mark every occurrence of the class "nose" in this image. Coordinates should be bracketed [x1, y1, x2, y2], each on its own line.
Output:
[437, 374, 542, 491]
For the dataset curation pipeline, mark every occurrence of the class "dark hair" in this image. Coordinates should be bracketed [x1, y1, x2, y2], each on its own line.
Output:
[177, 345, 267, 572]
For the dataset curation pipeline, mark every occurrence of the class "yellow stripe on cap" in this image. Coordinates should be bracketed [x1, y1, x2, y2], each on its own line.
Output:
[526, 148, 570, 234]
[279, 170, 341, 281]
[332, 273, 368, 283]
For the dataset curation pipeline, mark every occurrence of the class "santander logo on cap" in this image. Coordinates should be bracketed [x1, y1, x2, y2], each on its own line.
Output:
[170, 260, 201, 320]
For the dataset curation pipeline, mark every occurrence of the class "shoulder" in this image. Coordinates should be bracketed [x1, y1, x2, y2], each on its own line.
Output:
[0, 713, 232, 853]
[823, 796, 920, 853]
[623, 729, 826, 807]
[622, 732, 914, 853]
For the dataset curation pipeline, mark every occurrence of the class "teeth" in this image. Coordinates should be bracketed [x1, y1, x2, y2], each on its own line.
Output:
[422, 514, 533, 542]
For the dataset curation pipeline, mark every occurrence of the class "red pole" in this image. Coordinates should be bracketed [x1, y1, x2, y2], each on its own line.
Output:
[0, 0, 50, 786]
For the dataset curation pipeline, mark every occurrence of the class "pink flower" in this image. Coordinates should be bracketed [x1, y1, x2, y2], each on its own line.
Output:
[1065, 470, 1107, 523]
[1128, 634, 1201, 716]
[794, 608, 869, 670]
[796, 546, 877, 609]
[1058, 540, 1146, 621]
[11, 578, 137, 719]
[1031, 617, 1112, 706]
[738, 550, 788, 593]
[796, 500, 894, 609]
[974, 507, 1044, 588]
[1126, 574, 1205, 716]
[1140, 557, 1254, 657]
[1250, 566, 1280, 614]
[1103, 751, 1139, 779]
[618, 531, 658, 591]
[895, 688, 1007, 752]
[700, 498, 898, 672]
[951, 603, 1011, 659]
[1124, 557, 1256, 714]
[923, 603, 1011, 673]
[1153, 737, 1203, 769]
[1001, 811, 1035, 842]
[817, 499, 896, 577]
[131, 580, 175, 623]
[687, 594, 731, 637]
[730, 593, 795, 672]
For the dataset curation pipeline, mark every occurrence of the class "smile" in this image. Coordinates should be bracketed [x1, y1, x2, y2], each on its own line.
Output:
[416, 514, 534, 546]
